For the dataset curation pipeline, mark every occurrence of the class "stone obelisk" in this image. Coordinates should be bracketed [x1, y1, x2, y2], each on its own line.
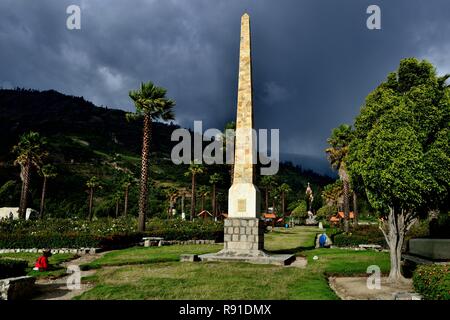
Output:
[223, 13, 263, 256]
[199, 14, 294, 264]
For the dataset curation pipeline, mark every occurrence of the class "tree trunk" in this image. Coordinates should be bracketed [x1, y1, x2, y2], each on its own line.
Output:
[191, 173, 196, 220]
[201, 195, 205, 211]
[115, 200, 119, 218]
[123, 186, 129, 216]
[39, 176, 47, 219]
[353, 192, 358, 227]
[18, 160, 31, 220]
[265, 188, 269, 213]
[181, 194, 185, 216]
[138, 114, 152, 232]
[88, 188, 94, 221]
[281, 192, 285, 217]
[379, 207, 417, 283]
[212, 184, 216, 217]
[342, 179, 350, 233]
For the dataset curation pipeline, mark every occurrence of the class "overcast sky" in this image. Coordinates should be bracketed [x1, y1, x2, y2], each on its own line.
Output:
[1, 0, 449, 174]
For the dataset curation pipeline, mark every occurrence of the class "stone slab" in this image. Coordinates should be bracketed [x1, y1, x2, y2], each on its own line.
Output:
[409, 239, 450, 261]
[0, 276, 35, 300]
[199, 252, 295, 266]
[180, 254, 200, 262]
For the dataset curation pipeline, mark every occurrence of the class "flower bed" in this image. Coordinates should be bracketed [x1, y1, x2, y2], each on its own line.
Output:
[413, 264, 450, 300]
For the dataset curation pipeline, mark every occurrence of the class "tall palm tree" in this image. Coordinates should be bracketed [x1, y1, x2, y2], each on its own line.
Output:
[121, 173, 134, 217]
[128, 82, 175, 232]
[113, 190, 122, 218]
[39, 164, 57, 219]
[279, 183, 292, 217]
[86, 176, 101, 221]
[209, 173, 222, 217]
[260, 175, 277, 213]
[198, 185, 209, 212]
[12, 132, 47, 219]
[326, 124, 353, 232]
[184, 162, 205, 220]
[165, 187, 179, 219]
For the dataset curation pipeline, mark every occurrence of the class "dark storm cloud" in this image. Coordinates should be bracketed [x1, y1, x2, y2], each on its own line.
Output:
[1, 0, 450, 174]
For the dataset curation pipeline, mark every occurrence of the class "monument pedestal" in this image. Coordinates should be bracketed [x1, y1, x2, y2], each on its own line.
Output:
[199, 218, 295, 266]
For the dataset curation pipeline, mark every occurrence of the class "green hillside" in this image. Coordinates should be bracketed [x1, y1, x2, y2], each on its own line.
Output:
[0, 88, 333, 219]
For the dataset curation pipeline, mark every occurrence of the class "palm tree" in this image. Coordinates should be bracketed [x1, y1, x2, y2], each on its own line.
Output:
[260, 176, 276, 213]
[12, 132, 47, 219]
[326, 124, 353, 232]
[165, 187, 179, 219]
[198, 185, 209, 212]
[128, 81, 175, 232]
[279, 183, 292, 217]
[39, 164, 57, 219]
[121, 173, 134, 217]
[209, 173, 222, 217]
[86, 176, 101, 221]
[184, 162, 205, 220]
[112, 190, 122, 218]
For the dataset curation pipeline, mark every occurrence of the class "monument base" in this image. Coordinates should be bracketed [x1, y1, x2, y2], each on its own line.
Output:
[198, 218, 295, 266]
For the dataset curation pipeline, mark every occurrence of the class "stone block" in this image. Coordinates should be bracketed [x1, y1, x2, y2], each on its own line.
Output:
[180, 254, 200, 262]
[409, 239, 450, 260]
[240, 219, 248, 227]
[0, 276, 35, 300]
[224, 219, 231, 227]
[224, 235, 231, 242]
[232, 219, 240, 227]
[232, 234, 239, 242]
[233, 227, 239, 234]
[239, 227, 245, 235]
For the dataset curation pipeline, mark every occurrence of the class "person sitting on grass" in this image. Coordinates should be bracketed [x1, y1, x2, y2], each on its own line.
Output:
[33, 249, 52, 271]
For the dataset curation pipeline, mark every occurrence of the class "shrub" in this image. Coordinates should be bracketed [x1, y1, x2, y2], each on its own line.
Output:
[0, 259, 28, 279]
[413, 265, 450, 300]
[291, 201, 308, 219]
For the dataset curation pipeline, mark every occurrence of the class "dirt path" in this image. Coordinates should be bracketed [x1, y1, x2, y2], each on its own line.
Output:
[33, 252, 107, 300]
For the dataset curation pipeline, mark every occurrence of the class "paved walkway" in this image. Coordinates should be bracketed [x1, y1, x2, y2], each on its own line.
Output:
[329, 276, 415, 300]
[33, 252, 106, 300]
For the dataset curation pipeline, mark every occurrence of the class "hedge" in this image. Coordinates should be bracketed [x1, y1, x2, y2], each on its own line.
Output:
[0, 217, 223, 249]
[331, 225, 387, 247]
[0, 259, 28, 279]
[0, 233, 144, 250]
[413, 265, 450, 300]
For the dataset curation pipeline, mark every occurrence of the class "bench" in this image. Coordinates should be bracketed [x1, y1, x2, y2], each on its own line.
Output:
[142, 237, 164, 247]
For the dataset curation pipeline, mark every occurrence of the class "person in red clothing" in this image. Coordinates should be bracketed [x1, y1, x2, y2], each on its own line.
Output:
[33, 249, 52, 271]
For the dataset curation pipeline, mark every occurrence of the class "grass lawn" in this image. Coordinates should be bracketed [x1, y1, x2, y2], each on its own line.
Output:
[76, 226, 390, 300]
[0, 252, 76, 278]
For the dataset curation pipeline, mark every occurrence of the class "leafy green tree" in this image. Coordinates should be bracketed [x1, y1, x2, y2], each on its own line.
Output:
[348, 58, 450, 283]
[316, 205, 338, 220]
[12, 132, 48, 219]
[326, 124, 353, 232]
[39, 164, 57, 219]
[86, 176, 102, 221]
[184, 162, 205, 219]
[209, 173, 222, 217]
[128, 82, 176, 232]
[291, 200, 308, 220]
